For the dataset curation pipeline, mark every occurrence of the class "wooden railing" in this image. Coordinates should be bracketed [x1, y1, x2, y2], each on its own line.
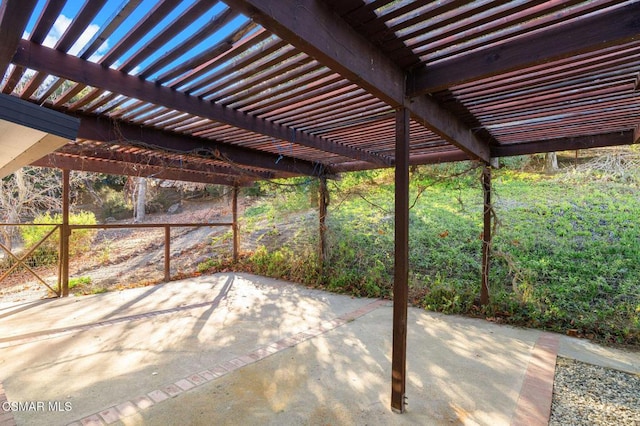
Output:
[0, 223, 62, 296]
[0, 221, 236, 297]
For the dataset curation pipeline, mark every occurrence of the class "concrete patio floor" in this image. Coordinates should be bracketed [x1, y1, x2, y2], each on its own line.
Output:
[0, 273, 637, 425]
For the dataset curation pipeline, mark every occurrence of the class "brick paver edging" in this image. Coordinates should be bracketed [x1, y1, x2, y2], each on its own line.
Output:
[511, 333, 560, 426]
[66, 299, 388, 425]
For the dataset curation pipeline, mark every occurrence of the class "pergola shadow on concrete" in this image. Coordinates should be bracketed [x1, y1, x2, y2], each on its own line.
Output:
[1, 0, 639, 414]
[2, 273, 638, 425]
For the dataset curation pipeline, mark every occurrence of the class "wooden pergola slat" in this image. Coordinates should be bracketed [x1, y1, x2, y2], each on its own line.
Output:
[0, 0, 37, 75]
[12, 40, 389, 165]
[223, 0, 491, 163]
[407, 2, 640, 95]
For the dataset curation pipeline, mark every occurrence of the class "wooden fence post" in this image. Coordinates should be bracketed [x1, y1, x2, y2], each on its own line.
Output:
[232, 185, 239, 262]
[61, 169, 70, 297]
[164, 225, 171, 282]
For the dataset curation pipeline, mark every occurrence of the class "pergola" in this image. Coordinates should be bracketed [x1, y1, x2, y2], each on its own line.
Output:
[1, 0, 639, 413]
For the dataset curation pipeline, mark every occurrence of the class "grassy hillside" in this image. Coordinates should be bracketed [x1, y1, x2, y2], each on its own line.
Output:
[203, 152, 640, 347]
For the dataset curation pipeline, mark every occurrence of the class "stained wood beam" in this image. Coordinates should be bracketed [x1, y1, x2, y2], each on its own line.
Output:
[408, 2, 640, 96]
[223, 0, 490, 163]
[75, 114, 323, 177]
[491, 131, 635, 157]
[55, 143, 275, 180]
[391, 107, 410, 413]
[336, 130, 638, 172]
[0, 0, 37, 71]
[12, 40, 387, 165]
[32, 154, 251, 186]
[332, 149, 470, 172]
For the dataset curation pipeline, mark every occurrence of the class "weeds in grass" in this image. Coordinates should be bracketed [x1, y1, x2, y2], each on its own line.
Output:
[197, 158, 640, 347]
[69, 276, 91, 289]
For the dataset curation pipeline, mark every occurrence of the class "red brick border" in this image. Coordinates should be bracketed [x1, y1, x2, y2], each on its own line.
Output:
[0, 381, 17, 426]
[511, 333, 560, 426]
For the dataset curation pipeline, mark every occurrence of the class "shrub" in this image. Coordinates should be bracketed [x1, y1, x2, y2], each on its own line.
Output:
[99, 187, 132, 220]
[248, 245, 321, 285]
[20, 211, 97, 266]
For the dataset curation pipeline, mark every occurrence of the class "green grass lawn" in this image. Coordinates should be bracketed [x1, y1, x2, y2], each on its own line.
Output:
[204, 153, 640, 347]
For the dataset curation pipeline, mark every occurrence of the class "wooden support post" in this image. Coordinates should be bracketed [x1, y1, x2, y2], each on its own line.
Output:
[164, 225, 171, 282]
[391, 107, 410, 413]
[57, 224, 63, 296]
[318, 176, 328, 266]
[232, 185, 239, 262]
[61, 169, 70, 297]
[481, 164, 492, 305]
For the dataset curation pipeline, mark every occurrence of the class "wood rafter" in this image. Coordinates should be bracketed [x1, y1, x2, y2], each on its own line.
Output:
[334, 130, 640, 171]
[74, 115, 324, 177]
[408, 2, 640, 95]
[0, 0, 37, 72]
[12, 40, 388, 166]
[491, 131, 635, 157]
[55, 143, 275, 180]
[32, 153, 251, 186]
[223, 0, 491, 163]
[332, 150, 470, 172]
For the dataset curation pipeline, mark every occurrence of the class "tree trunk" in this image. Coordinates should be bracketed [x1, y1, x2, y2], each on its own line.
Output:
[134, 177, 147, 223]
[544, 152, 558, 173]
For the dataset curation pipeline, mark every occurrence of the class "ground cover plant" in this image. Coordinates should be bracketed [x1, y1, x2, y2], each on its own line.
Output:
[209, 150, 640, 347]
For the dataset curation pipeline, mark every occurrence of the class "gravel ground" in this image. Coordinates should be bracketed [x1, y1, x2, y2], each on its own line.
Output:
[550, 357, 640, 425]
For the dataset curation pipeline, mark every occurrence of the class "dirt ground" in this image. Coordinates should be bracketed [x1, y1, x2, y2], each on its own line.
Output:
[0, 197, 262, 303]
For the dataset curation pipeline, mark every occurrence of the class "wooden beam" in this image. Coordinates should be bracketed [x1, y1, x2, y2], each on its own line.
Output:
[74, 115, 322, 177]
[481, 165, 491, 306]
[32, 154, 251, 186]
[12, 40, 388, 165]
[223, 0, 490, 163]
[391, 107, 410, 413]
[331, 150, 470, 173]
[0, 0, 37, 72]
[336, 130, 637, 172]
[55, 143, 275, 180]
[408, 2, 640, 95]
[491, 131, 635, 157]
[409, 97, 490, 161]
